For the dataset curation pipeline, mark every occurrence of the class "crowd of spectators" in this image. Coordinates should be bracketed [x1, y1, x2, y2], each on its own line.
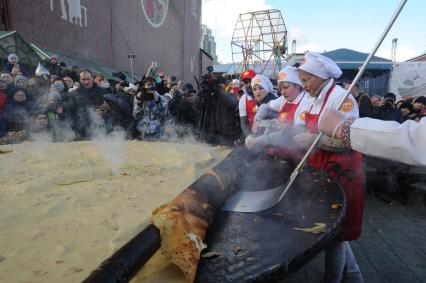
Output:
[343, 80, 426, 123]
[1, 53, 425, 147]
[0, 56, 219, 144]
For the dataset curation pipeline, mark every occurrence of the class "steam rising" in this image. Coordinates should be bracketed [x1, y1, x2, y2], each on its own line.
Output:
[92, 128, 126, 176]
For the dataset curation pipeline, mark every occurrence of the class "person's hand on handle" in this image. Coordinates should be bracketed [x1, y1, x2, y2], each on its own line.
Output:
[318, 110, 346, 138]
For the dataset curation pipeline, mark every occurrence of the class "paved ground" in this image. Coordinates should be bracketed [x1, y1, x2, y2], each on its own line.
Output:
[284, 192, 426, 283]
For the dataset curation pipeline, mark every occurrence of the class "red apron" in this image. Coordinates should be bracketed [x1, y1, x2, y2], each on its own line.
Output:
[246, 94, 258, 128]
[278, 93, 305, 126]
[305, 82, 364, 241]
[266, 94, 306, 160]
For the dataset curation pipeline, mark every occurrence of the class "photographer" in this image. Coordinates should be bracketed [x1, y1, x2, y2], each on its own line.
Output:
[372, 92, 404, 123]
[133, 77, 167, 140]
[42, 55, 65, 77]
[144, 62, 167, 95]
[197, 75, 239, 145]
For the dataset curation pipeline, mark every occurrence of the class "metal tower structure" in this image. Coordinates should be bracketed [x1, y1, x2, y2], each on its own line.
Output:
[391, 38, 398, 62]
[231, 9, 288, 78]
[291, 40, 297, 55]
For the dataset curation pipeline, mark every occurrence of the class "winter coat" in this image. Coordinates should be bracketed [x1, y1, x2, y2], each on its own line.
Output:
[3, 100, 37, 132]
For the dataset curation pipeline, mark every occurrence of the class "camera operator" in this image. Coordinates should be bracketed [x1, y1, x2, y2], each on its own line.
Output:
[197, 75, 239, 145]
[372, 92, 404, 123]
[214, 76, 240, 145]
[133, 77, 167, 140]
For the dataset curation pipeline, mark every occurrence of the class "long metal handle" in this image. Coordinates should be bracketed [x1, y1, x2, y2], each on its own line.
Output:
[278, 0, 408, 202]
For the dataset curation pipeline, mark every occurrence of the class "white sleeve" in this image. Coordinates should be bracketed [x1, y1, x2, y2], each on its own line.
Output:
[334, 93, 359, 118]
[269, 96, 284, 112]
[239, 94, 247, 117]
[254, 103, 271, 122]
[351, 118, 426, 166]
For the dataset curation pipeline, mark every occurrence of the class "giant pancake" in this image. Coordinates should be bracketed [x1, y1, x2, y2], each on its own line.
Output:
[84, 148, 345, 283]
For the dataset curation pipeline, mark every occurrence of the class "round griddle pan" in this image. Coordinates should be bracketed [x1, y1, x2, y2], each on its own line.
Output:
[196, 157, 346, 283]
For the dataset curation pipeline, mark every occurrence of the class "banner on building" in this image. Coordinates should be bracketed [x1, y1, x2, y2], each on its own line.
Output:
[390, 62, 426, 99]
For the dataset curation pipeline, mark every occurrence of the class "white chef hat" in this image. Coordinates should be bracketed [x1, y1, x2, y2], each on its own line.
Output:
[8, 53, 18, 62]
[277, 66, 302, 86]
[298, 52, 342, 79]
[251, 74, 273, 93]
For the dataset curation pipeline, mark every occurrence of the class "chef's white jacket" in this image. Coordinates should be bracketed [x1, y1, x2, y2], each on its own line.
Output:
[351, 118, 426, 166]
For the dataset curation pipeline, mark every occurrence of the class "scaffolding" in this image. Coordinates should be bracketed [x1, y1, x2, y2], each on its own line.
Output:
[231, 9, 288, 78]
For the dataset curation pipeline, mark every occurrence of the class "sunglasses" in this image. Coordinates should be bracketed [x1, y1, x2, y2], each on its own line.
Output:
[243, 79, 251, 84]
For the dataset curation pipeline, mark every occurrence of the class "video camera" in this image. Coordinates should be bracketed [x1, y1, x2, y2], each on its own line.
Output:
[199, 74, 218, 94]
[197, 66, 219, 100]
[384, 93, 396, 108]
[384, 97, 395, 108]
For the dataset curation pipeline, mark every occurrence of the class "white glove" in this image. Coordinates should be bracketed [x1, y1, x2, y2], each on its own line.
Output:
[253, 119, 283, 135]
[245, 135, 256, 150]
[293, 132, 318, 149]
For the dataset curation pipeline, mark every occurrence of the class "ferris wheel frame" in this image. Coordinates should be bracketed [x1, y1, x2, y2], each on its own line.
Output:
[231, 9, 288, 78]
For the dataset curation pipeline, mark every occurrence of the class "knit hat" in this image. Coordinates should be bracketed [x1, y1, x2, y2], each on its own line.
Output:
[8, 54, 18, 62]
[14, 75, 28, 84]
[298, 52, 342, 79]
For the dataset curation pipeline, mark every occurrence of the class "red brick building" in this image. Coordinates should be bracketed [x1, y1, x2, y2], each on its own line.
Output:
[2, 0, 203, 81]
[406, 54, 426, 62]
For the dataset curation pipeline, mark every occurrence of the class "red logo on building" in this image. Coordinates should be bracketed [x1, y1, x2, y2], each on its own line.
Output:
[141, 0, 169, 28]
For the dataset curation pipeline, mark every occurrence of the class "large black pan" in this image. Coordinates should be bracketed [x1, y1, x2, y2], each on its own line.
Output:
[195, 159, 346, 283]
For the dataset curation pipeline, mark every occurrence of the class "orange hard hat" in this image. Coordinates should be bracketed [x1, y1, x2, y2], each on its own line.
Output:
[241, 69, 256, 80]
